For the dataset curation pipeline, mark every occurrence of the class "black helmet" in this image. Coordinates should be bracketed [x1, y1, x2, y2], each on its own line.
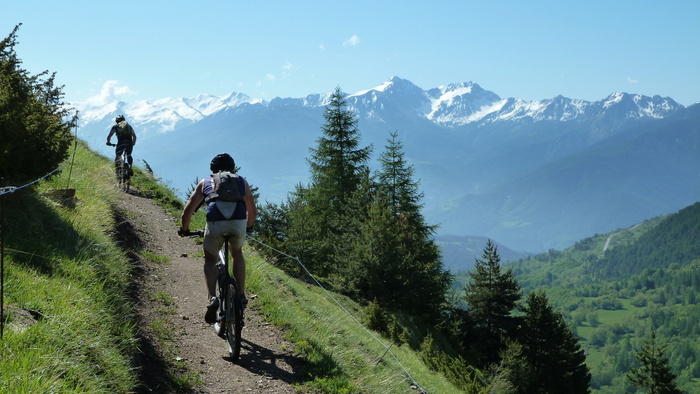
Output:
[210, 153, 235, 173]
[115, 114, 125, 123]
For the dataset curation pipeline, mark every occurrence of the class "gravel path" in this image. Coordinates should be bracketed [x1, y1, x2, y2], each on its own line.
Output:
[116, 189, 302, 393]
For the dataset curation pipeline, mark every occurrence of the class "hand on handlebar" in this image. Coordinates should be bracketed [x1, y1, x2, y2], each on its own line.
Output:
[178, 228, 204, 237]
[106, 142, 115, 147]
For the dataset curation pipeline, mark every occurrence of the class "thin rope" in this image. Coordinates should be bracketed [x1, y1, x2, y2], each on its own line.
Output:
[0, 166, 62, 197]
[247, 235, 427, 393]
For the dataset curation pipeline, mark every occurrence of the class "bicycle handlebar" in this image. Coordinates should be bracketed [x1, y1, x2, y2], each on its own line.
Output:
[106, 142, 116, 147]
[178, 229, 204, 237]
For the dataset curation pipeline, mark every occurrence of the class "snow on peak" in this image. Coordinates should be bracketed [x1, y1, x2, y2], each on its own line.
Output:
[352, 77, 407, 97]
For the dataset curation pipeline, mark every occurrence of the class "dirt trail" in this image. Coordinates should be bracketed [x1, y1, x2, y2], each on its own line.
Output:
[116, 188, 302, 393]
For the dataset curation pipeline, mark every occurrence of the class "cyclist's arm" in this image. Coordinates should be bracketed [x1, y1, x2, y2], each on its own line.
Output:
[180, 180, 205, 232]
[130, 126, 137, 146]
[106, 128, 115, 144]
[243, 178, 256, 229]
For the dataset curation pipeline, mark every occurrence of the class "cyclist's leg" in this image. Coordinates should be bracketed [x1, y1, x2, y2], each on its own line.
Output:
[115, 144, 126, 164]
[203, 222, 226, 323]
[203, 249, 218, 299]
[203, 222, 227, 298]
[124, 144, 134, 167]
[231, 247, 246, 295]
[227, 220, 248, 296]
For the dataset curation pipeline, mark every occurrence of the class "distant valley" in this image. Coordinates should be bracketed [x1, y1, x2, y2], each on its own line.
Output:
[75, 77, 700, 266]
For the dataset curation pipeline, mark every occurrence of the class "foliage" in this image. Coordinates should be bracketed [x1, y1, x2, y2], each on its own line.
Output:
[0, 144, 166, 392]
[463, 239, 522, 365]
[627, 331, 682, 394]
[451, 242, 591, 391]
[419, 335, 488, 393]
[246, 251, 466, 393]
[500, 202, 700, 392]
[307, 86, 373, 212]
[130, 169, 183, 216]
[255, 88, 450, 322]
[520, 290, 591, 393]
[288, 86, 373, 276]
[0, 25, 78, 185]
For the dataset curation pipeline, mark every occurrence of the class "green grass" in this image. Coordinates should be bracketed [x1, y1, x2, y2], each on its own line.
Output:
[1, 144, 138, 392]
[1, 142, 468, 393]
[143, 250, 170, 265]
[245, 247, 465, 393]
[0, 142, 196, 393]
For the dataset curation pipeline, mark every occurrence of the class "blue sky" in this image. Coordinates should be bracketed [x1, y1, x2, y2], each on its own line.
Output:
[3, 1, 699, 107]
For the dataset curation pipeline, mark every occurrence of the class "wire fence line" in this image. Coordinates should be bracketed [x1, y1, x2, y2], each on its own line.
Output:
[0, 166, 63, 197]
[1, 124, 80, 197]
[1, 125, 80, 338]
[247, 235, 427, 394]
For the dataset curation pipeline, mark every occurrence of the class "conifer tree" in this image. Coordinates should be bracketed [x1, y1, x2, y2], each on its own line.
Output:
[492, 340, 532, 394]
[464, 239, 521, 365]
[307, 86, 372, 213]
[627, 331, 682, 394]
[0, 24, 77, 184]
[521, 290, 591, 393]
[376, 131, 424, 223]
[285, 87, 372, 275]
[345, 132, 450, 318]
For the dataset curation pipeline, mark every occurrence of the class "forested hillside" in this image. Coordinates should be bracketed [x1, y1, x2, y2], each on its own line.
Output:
[254, 88, 599, 393]
[503, 202, 700, 392]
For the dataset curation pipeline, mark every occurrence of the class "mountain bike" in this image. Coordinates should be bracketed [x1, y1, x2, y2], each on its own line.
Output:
[106, 142, 131, 192]
[181, 230, 244, 360]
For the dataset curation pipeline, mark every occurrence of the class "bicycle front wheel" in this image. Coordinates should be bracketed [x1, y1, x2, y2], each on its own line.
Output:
[225, 279, 243, 360]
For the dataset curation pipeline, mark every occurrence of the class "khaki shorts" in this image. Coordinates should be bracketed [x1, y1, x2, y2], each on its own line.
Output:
[203, 219, 247, 255]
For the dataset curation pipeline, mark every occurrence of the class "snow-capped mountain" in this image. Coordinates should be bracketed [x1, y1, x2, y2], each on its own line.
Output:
[75, 77, 698, 254]
[77, 76, 682, 139]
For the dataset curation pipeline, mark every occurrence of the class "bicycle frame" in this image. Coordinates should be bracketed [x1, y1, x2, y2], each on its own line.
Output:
[216, 233, 244, 360]
[107, 142, 131, 192]
[181, 230, 244, 361]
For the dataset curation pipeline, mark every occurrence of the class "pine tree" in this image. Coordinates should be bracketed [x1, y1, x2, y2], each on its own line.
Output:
[307, 87, 372, 213]
[492, 340, 532, 394]
[521, 290, 591, 393]
[376, 131, 424, 222]
[464, 239, 522, 365]
[284, 87, 372, 275]
[627, 331, 682, 394]
[344, 132, 450, 319]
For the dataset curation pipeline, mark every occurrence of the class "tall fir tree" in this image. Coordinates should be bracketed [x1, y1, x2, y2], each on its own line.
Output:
[376, 132, 424, 223]
[521, 290, 591, 394]
[307, 86, 372, 213]
[284, 87, 372, 276]
[345, 131, 450, 319]
[627, 331, 682, 394]
[464, 239, 522, 365]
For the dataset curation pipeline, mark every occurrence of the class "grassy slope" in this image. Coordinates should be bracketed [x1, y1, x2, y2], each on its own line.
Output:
[1, 143, 464, 393]
[1, 143, 139, 392]
[246, 245, 464, 393]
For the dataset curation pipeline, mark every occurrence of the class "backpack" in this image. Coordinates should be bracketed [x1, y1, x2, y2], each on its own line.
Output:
[116, 121, 132, 138]
[210, 171, 243, 202]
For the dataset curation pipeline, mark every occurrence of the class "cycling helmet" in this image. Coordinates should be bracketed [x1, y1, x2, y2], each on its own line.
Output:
[210, 153, 235, 173]
[115, 114, 126, 123]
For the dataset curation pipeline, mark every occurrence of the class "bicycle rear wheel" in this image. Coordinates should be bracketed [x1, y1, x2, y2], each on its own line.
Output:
[120, 161, 131, 192]
[224, 279, 243, 360]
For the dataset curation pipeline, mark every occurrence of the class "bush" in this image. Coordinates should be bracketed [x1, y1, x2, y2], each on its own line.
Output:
[0, 25, 77, 184]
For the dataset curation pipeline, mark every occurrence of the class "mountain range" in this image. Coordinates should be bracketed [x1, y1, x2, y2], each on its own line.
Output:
[75, 76, 700, 262]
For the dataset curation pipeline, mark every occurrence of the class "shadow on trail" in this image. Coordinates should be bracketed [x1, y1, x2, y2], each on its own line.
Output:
[227, 338, 306, 385]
